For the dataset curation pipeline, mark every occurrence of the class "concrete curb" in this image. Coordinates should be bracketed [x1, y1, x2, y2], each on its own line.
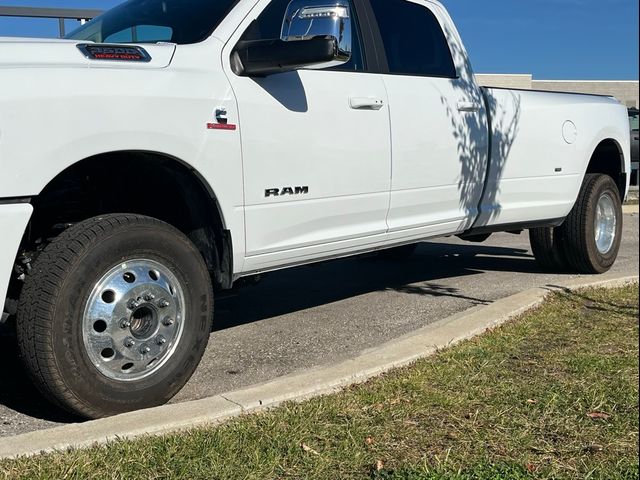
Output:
[623, 204, 639, 214]
[1, 273, 637, 459]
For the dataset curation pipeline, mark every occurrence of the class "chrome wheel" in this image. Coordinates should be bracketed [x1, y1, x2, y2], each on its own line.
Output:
[83, 259, 186, 381]
[594, 193, 617, 254]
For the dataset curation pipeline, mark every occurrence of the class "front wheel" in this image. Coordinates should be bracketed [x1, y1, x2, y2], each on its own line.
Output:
[17, 214, 213, 419]
[562, 174, 623, 274]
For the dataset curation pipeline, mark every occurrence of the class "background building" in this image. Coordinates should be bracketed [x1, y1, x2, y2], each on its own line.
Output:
[476, 74, 639, 109]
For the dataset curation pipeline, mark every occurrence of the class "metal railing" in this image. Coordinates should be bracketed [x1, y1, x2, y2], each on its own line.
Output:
[0, 6, 102, 37]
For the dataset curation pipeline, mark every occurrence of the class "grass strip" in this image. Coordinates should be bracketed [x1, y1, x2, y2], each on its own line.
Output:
[1, 284, 638, 480]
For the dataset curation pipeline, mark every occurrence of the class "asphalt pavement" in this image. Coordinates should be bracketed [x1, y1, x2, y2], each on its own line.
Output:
[1, 212, 638, 438]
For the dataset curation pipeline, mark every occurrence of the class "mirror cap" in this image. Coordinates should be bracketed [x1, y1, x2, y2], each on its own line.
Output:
[232, 36, 343, 76]
[281, 0, 352, 62]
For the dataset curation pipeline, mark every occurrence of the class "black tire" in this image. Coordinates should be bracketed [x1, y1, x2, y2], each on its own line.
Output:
[563, 174, 623, 274]
[376, 243, 418, 260]
[529, 226, 569, 272]
[16, 214, 213, 419]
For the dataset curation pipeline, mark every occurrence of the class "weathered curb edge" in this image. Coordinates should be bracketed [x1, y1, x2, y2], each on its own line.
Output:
[1, 273, 637, 459]
[622, 204, 639, 214]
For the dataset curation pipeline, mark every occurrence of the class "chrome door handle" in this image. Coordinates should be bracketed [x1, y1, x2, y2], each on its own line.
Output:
[349, 97, 384, 110]
[457, 101, 481, 113]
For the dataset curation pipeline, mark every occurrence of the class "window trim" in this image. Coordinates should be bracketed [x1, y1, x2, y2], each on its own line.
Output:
[361, 0, 459, 79]
[353, 0, 386, 73]
[349, 0, 383, 73]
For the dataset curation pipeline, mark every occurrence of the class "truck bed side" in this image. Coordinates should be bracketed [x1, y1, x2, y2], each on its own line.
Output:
[474, 87, 631, 228]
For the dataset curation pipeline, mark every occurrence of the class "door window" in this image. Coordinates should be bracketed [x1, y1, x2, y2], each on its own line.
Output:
[239, 0, 366, 72]
[629, 111, 639, 131]
[369, 0, 456, 78]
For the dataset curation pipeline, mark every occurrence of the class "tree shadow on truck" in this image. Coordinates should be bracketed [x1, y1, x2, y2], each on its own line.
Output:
[440, 24, 521, 228]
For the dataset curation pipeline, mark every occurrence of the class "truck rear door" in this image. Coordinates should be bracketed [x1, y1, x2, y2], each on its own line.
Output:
[367, 0, 489, 240]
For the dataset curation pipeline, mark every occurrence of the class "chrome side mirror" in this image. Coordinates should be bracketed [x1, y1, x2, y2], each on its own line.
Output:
[280, 0, 352, 67]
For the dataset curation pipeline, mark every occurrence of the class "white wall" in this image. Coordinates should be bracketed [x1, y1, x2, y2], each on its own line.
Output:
[476, 74, 639, 108]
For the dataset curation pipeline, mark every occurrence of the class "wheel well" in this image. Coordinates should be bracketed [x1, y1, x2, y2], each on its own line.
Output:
[26, 151, 233, 290]
[586, 139, 626, 199]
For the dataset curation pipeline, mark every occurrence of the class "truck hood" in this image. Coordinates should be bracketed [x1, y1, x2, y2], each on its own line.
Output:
[0, 37, 176, 69]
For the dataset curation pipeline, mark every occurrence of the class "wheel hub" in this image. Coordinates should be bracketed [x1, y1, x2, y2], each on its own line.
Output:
[129, 305, 158, 339]
[83, 259, 186, 381]
[594, 193, 617, 255]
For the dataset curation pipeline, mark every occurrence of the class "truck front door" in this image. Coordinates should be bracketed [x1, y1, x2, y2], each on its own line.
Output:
[223, 0, 392, 272]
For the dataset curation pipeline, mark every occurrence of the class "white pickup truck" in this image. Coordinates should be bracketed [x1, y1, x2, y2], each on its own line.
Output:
[0, 0, 631, 418]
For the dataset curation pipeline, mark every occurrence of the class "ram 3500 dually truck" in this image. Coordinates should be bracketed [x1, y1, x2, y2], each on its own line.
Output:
[0, 0, 630, 418]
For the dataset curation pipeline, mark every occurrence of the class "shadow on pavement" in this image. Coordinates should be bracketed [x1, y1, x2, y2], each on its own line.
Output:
[0, 332, 78, 425]
[213, 241, 537, 331]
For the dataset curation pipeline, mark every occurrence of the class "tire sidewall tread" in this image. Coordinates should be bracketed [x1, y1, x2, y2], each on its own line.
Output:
[16, 214, 214, 418]
[563, 174, 623, 274]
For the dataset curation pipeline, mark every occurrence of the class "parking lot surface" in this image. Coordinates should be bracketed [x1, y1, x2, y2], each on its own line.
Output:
[1, 213, 638, 438]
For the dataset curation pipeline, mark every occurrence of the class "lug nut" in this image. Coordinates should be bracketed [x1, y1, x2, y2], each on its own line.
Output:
[120, 318, 131, 329]
[156, 336, 167, 346]
[140, 345, 151, 355]
[127, 298, 140, 309]
[124, 338, 136, 348]
[162, 316, 174, 326]
[144, 293, 156, 301]
[158, 299, 170, 308]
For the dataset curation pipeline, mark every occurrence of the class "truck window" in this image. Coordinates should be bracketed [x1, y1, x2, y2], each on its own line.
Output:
[239, 0, 366, 72]
[105, 25, 173, 43]
[66, 0, 238, 45]
[369, 0, 456, 78]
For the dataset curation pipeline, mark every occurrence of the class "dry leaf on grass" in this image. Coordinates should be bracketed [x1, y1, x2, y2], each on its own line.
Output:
[587, 412, 611, 420]
[300, 443, 320, 456]
[584, 443, 604, 454]
[375, 460, 385, 471]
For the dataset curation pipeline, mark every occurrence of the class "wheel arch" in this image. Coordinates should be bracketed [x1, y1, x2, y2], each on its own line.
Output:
[585, 137, 627, 200]
[25, 150, 234, 290]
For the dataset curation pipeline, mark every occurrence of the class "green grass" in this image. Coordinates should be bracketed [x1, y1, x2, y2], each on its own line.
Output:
[1, 284, 638, 480]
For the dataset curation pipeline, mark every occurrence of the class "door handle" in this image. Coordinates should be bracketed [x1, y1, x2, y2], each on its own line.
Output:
[349, 97, 384, 110]
[457, 101, 481, 113]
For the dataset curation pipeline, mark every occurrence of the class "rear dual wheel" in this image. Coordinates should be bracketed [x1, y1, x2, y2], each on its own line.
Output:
[17, 214, 213, 419]
[529, 226, 568, 272]
[530, 174, 623, 274]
